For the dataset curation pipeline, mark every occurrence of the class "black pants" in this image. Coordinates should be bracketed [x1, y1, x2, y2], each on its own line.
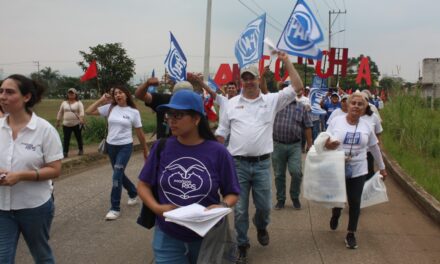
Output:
[63, 125, 83, 154]
[366, 152, 375, 180]
[333, 175, 366, 232]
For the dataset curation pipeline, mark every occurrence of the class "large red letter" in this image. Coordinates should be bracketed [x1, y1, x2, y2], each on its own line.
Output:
[356, 57, 372, 86]
[259, 55, 271, 76]
[274, 58, 289, 82]
[315, 50, 333, 78]
[331, 48, 349, 77]
[297, 57, 314, 65]
[214, 64, 233, 85]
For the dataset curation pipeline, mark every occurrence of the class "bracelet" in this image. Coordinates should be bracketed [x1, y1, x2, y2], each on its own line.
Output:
[219, 201, 230, 208]
[34, 169, 40, 181]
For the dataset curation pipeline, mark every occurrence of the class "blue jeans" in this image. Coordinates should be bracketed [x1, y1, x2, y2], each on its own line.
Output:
[106, 143, 137, 211]
[234, 158, 271, 246]
[312, 119, 321, 141]
[0, 198, 55, 264]
[272, 142, 302, 202]
[152, 227, 202, 264]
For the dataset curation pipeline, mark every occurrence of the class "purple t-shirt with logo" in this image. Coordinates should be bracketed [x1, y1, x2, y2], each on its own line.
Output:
[138, 136, 240, 242]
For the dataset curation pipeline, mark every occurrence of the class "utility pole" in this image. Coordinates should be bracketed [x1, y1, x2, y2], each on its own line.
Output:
[33, 60, 40, 78]
[328, 10, 346, 52]
[203, 0, 212, 82]
[328, 10, 346, 87]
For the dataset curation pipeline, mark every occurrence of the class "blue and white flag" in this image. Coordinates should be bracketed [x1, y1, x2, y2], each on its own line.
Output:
[311, 75, 328, 89]
[309, 88, 328, 115]
[235, 13, 266, 68]
[164, 32, 187, 81]
[276, 0, 324, 60]
[207, 78, 219, 92]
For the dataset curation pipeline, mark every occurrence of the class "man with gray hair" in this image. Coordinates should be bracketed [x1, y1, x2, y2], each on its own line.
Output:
[215, 52, 303, 263]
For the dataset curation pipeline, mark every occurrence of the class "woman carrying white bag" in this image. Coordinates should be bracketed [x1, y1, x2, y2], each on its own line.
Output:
[325, 92, 387, 250]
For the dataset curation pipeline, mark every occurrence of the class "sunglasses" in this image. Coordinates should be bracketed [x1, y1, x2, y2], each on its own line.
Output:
[164, 110, 192, 121]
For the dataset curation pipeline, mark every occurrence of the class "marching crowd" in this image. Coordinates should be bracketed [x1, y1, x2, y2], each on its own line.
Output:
[0, 51, 387, 264]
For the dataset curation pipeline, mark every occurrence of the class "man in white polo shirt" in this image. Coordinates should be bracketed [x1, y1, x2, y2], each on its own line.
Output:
[215, 52, 303, 263]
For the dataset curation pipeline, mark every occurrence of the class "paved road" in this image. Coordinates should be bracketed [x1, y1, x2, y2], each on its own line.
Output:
[16, 152, 440, 264]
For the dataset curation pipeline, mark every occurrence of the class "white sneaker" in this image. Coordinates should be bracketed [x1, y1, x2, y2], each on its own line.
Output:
[127, 197, 138, 206]
[105, 210, 120, 220]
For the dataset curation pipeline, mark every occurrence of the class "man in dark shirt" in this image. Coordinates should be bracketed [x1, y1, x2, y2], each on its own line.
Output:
[135, 78, 193, 138]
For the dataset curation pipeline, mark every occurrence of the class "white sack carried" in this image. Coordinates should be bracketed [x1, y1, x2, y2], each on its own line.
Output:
[361, 171, 389, 208]
[303, 146, 346, 204]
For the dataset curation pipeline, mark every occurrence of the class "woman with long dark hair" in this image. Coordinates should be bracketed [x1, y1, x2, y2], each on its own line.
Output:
[137, 89, 240, 263]
[0, 74, 63, 263]
[56, 88, 85, 158]
[86, 85, 148, 220]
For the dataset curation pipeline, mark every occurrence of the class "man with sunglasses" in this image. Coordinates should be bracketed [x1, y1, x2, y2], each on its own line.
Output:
[215, 52, 303, 263]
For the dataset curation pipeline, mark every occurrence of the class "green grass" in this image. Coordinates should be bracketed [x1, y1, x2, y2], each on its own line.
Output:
[381, 92, 440, 201]
[34, 99, 156, 144]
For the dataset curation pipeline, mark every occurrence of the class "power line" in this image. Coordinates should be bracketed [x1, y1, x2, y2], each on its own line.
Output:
[236, 0, 283, 33]
[249, 0, 284, 27]
[310, 0, 328, 31]
[322, 0, 333, 10]
[331, 0, 340, 10]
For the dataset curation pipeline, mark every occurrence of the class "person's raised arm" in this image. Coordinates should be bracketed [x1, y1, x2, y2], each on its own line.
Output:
[85, 93, 112, 116]
[135, 77, 157, 104]
[187, 72, 217, 100]
[278, 51, 303, 94]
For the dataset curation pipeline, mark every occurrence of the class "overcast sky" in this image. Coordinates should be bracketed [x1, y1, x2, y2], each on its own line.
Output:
[1, 0, 439, 83]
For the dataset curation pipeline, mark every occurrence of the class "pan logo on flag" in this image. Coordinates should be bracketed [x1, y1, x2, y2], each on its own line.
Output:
[276, 0, 323, 60]
[283, 11, 315, 51]
[166, 45, 186, 81]
[237, 22, 261, 62]
[309, 88, 327, 115]
[164, 32, 187, 81]
[235, 13, 266, 68]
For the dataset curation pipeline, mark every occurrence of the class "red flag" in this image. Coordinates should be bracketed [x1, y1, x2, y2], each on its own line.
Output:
[80, 60, 98, 82]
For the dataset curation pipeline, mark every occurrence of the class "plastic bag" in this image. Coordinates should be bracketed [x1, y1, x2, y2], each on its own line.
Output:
[98, 139, 107, 154]
[361, 171, 389, 208]
[304, 146, 346, 204]
[197, 217, 237, 264]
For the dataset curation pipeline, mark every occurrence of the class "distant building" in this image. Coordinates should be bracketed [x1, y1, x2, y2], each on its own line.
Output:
[421, 58, 440, 99]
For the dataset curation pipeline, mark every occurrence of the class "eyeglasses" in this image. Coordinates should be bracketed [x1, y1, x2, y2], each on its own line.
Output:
[164, 111, 191, 121]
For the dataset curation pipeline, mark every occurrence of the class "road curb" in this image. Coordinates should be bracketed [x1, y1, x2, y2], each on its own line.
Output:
[60, 140, 155, 179]
[383, 150, 440, 225]
[60, 141, 440, 226]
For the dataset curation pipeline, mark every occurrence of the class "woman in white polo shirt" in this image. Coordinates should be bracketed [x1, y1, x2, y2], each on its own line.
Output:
[86, 85, 148, 220]
[0, 74, 63, 264]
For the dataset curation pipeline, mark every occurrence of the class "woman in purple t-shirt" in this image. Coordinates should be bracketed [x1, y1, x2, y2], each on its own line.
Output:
[137, 89, 240, 264]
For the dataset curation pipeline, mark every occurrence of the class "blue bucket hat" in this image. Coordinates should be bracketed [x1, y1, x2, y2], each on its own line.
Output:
[157, 90, 205, 115]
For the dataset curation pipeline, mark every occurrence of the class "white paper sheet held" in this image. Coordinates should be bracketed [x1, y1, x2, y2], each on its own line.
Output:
[164, 203, 232, 237]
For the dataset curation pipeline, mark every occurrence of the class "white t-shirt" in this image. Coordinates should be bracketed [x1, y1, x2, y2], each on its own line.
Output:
[326, 108, 346, 125]
[361, 113, 383, 135]
[0, 113, 64, 210]
[98, 104, 142, 145]
[326, 115, 378, 178]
